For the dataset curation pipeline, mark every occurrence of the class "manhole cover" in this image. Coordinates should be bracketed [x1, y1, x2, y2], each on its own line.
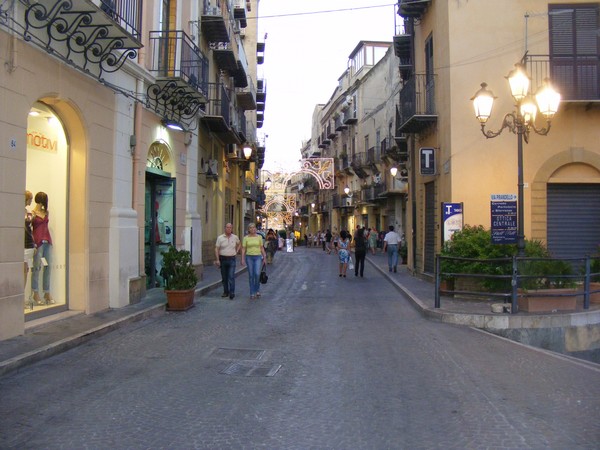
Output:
[211, 348, 265, 360]
[221, 362, 282, 377]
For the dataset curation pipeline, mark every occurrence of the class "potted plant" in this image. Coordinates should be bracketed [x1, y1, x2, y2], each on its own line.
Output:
[161, 246, 198, 311]
[399, 243, 408, 265]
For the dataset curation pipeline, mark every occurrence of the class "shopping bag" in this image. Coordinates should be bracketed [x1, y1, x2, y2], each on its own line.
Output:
[260, 263, 268, 284]
[348, 257, 354, 271]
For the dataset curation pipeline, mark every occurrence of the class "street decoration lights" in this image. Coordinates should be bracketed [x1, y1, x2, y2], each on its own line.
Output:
[471, 62, 560, 255]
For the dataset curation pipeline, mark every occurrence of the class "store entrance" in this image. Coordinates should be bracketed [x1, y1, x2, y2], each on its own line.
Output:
[145, 169, 176, 289]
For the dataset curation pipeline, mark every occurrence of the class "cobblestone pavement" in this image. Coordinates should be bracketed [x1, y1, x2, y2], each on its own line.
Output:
[1, 248, 599, 449]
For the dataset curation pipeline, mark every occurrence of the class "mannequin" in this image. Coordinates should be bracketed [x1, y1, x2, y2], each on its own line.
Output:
[24, 191, 35, 308]
[31, 192, 54, 305]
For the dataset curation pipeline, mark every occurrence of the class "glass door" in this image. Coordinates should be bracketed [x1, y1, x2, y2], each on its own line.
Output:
[145, 172, 176, 289]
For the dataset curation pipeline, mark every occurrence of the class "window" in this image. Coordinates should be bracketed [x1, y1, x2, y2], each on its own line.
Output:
[549, 4, 599, 100]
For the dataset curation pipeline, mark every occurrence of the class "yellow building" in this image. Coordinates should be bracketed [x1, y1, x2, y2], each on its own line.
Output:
[0, 0, 264, 341]
[396, 0, 599, 276]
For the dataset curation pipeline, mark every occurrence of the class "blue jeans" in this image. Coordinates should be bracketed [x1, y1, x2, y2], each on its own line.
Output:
[219, 256, 236, 295]
[32, 241, 51, 293]
[245, 255, 263, 296]
[387, 244, 398, 270]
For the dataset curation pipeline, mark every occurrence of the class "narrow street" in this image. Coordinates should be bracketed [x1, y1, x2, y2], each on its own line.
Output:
[1, 248, 599, 449]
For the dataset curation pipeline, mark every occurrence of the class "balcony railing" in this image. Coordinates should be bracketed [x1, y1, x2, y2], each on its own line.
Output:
[14, 0, 142, 79]
[528, 54, 599, 102]
[397, 73, 437, 134]
[149, 30, 209, 97]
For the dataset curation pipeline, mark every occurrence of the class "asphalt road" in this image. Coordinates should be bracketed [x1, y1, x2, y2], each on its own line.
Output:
[1, 248, 599, 449]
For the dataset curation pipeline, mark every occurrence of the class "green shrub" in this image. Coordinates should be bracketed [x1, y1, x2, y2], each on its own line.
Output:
[161, 246, 198, 290]
[440, 225, 575, 291]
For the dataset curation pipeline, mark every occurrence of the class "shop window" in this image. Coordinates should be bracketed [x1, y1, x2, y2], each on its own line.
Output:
[25, 102, 68, 313]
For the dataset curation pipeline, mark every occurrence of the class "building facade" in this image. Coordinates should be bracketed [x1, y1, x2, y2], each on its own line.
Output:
[395, 0, 600, 276]
[0, 0, 265, 341]
[296, 40, 405, 241]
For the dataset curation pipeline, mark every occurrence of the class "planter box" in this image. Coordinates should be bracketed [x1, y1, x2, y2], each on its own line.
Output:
[165, 288, 196, 311]
[518, 288, 578, 313]
[580, 282, 600, 304]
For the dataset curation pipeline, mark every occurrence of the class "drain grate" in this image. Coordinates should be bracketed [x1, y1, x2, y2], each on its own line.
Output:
[221, 362, 282, 377]
[211, 347, 265, 360]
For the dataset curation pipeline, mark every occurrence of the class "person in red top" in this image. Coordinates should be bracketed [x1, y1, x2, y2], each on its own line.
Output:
[31, 192, 54, 305]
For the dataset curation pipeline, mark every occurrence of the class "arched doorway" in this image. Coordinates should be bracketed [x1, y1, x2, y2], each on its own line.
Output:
[145, 141, 176, 288]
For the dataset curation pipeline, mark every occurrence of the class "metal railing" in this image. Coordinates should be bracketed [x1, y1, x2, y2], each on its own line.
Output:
[398, 73, 436, 122]
[203, 82, 232, 124]
[435, 255, 600, 313]
[149, 30, 209, 96]
[528, 54, 600, 102]
[98, 0, 143, 41]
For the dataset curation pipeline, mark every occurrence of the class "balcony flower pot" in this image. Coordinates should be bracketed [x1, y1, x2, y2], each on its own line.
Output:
[518, 288, 578, 313]
[161, 246, 198, 311]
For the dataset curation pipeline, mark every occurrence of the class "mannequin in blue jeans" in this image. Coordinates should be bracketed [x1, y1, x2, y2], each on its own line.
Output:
[31, 192, 54, 305]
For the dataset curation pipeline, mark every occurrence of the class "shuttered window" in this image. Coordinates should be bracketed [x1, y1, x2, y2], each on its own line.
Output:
[549, 4, 599, 100]
[547, 184, 600, 259]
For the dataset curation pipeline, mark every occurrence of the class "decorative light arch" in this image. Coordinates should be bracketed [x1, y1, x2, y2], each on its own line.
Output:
[259, 158, 333, 226]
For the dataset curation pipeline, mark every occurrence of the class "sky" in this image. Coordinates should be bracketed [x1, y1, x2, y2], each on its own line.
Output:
[254, 1, 398, 172]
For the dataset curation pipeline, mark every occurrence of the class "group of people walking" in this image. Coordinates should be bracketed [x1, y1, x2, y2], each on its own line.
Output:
[215, 224, 284, 301]
[214, 222, 405, 298]
[331, 225, 404, 278]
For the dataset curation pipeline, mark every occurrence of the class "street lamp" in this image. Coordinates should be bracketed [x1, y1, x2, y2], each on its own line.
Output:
[471, 61, 560, 255]
[344, 186, 353, 198]
[390, 166, 398, 177]
[243, 145, 252, 159]
[264, 177, 272, 190]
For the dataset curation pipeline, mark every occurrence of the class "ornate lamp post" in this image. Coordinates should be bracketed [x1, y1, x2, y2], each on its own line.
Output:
[471, 62, 560, 255]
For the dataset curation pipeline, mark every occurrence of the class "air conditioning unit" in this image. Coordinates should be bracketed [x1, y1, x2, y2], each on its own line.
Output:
[342, 197, 352, 207]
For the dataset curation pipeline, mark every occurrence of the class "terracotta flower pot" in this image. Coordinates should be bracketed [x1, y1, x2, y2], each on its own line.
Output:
[165, 288, 196, 311]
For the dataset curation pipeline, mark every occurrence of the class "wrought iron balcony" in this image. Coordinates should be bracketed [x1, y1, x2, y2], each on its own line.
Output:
[397, 0, 432, 19]
[397, 73, 437, 134]
[201, 0, 229, 43]
[351, 154, 369, 179]
[236, 75, 256, 110]
[257, 41, 265, 64]
[233, 0, 248, 28]
[343, 109, 358, 125]
[147, 30, 209, 125]
[13, 0, 142, 80]
[528, 54, 600, 103]
[200, 83, 241, 144]
[335, 116, 348, 132]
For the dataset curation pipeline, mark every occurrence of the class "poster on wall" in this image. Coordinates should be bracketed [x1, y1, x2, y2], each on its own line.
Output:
[490, 194, 518, 244]
[442, 202, 464, 243]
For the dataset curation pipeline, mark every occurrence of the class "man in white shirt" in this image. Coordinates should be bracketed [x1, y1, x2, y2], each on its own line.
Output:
[215, 223, 241, 299]
[383, 225, 401, 273]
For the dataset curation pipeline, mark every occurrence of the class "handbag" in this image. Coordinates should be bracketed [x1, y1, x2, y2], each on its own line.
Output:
[348, 257, 354, 271]
[260, 263, 268, 284]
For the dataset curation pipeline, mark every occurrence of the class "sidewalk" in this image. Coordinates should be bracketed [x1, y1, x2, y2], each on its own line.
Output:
[1, 252, 599, 376]
[0, 259, 247, 377]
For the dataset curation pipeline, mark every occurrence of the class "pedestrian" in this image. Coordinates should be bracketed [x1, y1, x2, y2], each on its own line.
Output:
[265, 228, 278, 264]
[325, 229, 332, 254]
[241, 223, 266, 300]
[215, 223, 241, 300]
[336, 230, 351, 277]
[368, 228, 378, 255]
[353, 225, 367, 277]
[383, 225, 401, 273]
[320, 230, 326, 251]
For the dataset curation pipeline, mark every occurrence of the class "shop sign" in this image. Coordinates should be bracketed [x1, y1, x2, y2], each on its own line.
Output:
[491, 194, 517, 244]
